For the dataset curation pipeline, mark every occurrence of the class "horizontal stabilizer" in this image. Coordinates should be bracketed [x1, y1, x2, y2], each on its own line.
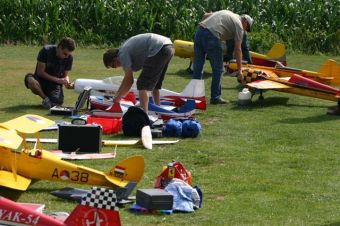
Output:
[288, 74, 339, 93]
[0, 114, 54, 134]
[0, 170, 31, 191]
[178, 99, 196, 113]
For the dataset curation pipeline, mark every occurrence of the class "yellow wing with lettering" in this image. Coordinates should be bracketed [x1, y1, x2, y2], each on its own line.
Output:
[0, 114, 54, 134]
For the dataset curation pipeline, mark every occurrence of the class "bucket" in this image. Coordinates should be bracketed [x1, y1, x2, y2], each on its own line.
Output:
[238, 88, 252, 105]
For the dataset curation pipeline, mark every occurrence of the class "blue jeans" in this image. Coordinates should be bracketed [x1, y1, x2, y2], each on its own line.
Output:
[225, 32, 252, 64]
[193, 26, 224, 102]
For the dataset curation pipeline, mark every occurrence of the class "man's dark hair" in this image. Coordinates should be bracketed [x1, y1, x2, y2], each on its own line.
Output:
[58, 37, 76, 51]
[103, 48, 119, 68]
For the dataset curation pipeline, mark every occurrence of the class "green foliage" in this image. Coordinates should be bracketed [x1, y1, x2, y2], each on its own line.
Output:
[0, 0, 339, 54]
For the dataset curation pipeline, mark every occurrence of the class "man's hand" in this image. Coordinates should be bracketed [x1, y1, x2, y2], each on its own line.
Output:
[65, 82, 74, 89]
[56, 78, 68, 85]
[236, 70, 244, 81]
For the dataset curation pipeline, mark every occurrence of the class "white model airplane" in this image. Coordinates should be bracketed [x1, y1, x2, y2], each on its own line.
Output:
[74, 77, 206, 110]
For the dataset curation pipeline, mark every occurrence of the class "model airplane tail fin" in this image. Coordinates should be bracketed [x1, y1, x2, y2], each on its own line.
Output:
[179, 79, 206, 110]
[180, 79, 205, 98]
[65, 187, 121, 226]
[318, 59, 340, 86]
[105, 155, 144, 188]
[266, 43, 286, 61]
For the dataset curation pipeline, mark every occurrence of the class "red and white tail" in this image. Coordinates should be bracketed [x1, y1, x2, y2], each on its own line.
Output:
[65, 187, 121, 226]
[180, 79, 206, 110]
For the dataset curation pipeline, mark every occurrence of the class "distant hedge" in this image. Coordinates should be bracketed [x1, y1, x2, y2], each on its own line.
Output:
[0, 0, 339, 54]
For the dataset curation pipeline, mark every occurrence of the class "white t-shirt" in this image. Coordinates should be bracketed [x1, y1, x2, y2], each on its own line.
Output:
[200, 10, 244, 41]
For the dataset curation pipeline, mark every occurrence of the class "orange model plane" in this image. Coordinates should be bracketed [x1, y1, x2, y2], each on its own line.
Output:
[228, 59, 340, 86]
[226, 64, 340, 105]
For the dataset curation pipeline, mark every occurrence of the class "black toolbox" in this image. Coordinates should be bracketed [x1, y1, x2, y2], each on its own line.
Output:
[58, 124, 102, 153]
[136, 188, 173, 210]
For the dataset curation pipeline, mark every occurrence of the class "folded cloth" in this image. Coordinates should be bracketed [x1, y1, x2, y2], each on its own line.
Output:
[164, 178, 200, 212]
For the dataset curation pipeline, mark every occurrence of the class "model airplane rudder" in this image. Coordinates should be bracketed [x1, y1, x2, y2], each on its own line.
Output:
[105, 155, 144, 188]
[64, 187, 121, 226]
[180, 79, 206, 110]
[318, 59, 340, 86]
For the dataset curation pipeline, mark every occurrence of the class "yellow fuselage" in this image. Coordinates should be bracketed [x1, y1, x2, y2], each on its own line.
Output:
[0, 149, 113, 187]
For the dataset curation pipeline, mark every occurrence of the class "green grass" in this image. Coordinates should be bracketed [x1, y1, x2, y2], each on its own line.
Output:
[0, 45, 340, 226]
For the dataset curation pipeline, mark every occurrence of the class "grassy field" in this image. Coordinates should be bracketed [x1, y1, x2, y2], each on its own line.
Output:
[0, 45, 340, 226]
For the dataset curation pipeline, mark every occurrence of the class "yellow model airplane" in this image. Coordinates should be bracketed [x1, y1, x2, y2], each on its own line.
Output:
[0, 114, 144, 191]
[228, 59, 340, 86]
[174, 39, 287, 68]
[226, 64, 340, 104]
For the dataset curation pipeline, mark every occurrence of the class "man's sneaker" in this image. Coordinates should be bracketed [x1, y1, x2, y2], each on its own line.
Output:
[42, 97, 52, 109]
[210, 98, 229, 105]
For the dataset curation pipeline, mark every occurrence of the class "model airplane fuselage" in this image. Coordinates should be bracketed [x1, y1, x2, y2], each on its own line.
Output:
[0, 148, 144, 190]
[228, 59, 340, 86]
[89, 95, 196, 121]
[74, 77, 206, 110]
[174, 39, 287, 67]
[234, 66, 340, 103]
[0, 114, 144, 191]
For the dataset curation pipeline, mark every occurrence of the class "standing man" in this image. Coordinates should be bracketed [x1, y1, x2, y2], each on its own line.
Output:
[225, 32, 252, 64]
[24, 37, 76, 108]
[103, 33, 174, 114]
[193, 10, 253, 104]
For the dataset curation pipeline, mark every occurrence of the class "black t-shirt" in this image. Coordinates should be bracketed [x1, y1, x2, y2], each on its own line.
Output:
[34, 45, 73, 85]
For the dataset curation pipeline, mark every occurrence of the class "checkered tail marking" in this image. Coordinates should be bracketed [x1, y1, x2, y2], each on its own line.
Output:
[81, 187, 119, 211]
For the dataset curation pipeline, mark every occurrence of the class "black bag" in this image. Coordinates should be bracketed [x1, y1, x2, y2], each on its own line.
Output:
[122, 107, 150, 137]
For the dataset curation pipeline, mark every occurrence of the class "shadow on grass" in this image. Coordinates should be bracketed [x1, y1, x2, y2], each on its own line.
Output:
[0, 187, 23, 201]
[174, 69, 212, 79]
[0, 104, 42, 113]
[231, 96, 331, 110]
[230, 97, 291, 110]
[278, 114, 340, 124]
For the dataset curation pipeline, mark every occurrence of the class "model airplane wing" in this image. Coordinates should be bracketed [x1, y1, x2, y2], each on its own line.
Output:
[0, 127, 22, 149]
[247, 80, 291, 89]
[0, 170, 31, 191]
[0, 128, 31, 191]
[0, 114, 55, 134]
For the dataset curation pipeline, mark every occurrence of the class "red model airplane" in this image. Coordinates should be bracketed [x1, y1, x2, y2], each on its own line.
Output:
[0, 187, 121, 226]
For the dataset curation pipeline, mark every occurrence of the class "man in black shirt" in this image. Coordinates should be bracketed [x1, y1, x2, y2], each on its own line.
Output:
[24, 37, 76, 108]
